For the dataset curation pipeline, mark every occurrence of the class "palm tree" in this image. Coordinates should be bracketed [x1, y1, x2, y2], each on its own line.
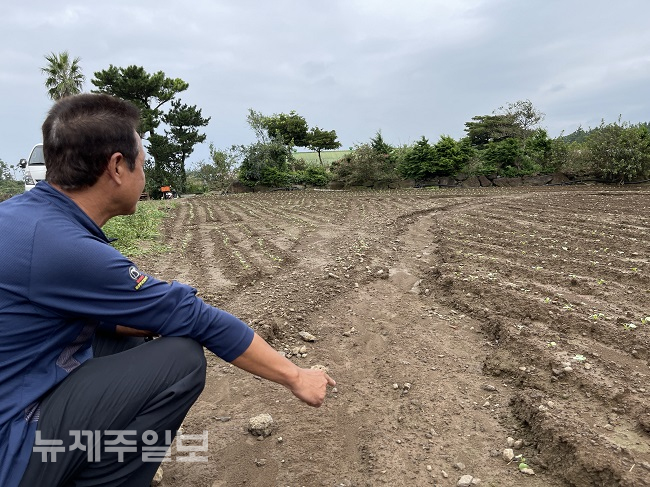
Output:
[41, 51, 85, 100]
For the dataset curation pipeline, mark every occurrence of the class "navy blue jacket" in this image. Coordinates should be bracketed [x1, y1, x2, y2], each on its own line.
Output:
[0, 182, 254, 486]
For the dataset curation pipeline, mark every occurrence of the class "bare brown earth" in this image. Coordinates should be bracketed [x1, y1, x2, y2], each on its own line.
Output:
[136, 186, 650, 487]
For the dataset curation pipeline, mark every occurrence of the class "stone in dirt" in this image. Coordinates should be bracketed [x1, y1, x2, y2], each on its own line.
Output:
[311, 364, 329, 372]
[457, 474, 481, 486]
[502, 448, 515, 462]
[299, 331, 316, 342]
[248, 413, 274, 437]
[291, 345, 308, 356]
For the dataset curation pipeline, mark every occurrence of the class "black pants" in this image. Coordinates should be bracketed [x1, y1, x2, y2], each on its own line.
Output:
[19, 334, 207, 487]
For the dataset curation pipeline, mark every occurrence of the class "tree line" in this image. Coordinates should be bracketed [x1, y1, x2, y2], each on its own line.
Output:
[11, 51, 649, 198]
[190, 109, 340, 193]
[214, 99, 649, 191]
[37, 51, 342, 197]
[327, 101, 650, 189]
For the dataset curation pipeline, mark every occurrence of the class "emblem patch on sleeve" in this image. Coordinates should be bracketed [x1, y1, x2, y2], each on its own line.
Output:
[128, 265, 149, 290]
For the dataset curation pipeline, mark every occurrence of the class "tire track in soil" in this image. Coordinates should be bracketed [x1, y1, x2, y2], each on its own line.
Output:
[266, 192, 559, 487]
[138, 188, 649, 487]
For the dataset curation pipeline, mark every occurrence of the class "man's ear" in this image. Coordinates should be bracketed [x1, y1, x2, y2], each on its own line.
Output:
[106, 153, 124, 184]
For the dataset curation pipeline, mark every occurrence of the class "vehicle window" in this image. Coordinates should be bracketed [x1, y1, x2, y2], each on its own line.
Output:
[29, 145, 45, 165]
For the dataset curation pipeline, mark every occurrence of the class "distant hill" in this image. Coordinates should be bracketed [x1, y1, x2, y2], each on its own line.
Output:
[294, 150, 351, 165]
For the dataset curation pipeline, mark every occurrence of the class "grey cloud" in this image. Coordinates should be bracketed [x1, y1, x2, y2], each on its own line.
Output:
[1, 0, 649, 166]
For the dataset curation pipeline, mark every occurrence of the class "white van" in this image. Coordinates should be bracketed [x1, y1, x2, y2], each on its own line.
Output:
[19, 143, 45, 191]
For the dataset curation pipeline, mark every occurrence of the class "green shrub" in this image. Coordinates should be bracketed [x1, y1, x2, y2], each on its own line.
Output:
[260, 165, 290, 187]
[333, 143, 399, 187]
[303, 165, 330, 186]
[586, 121, 650, 182]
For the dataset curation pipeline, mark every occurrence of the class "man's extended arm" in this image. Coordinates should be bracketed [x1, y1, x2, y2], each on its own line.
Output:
[230, 333, 336, 407]
[114, 325, 335, 406]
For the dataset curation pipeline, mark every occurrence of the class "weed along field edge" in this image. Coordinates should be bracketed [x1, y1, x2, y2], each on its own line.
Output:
[135, 186, 650, 487]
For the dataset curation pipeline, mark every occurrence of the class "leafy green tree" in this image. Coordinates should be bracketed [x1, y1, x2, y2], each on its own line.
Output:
[398, 135, 468, 180]
[432, 136, 472, 175]
[370, 131, 394, 155]
[332, 143, 398, 187]
[262, 111, 310, 149]
[161, 100, 210, 191]
[497, 99, 545, 153]
[545, 137, 572, 173]
[465, 100, 545, 150]
[239, 109, 341, 187]
[92, 65, 188, 137]
[246, 109, 271, 143]
[236, 139, 292, 186]
[586, 120, 650, 182]
[399, 137, 435, 180]
[482, 138, 524, 176]
[561, 141, 592, 177]
[464, 100, 547, 175]
[193, 144, 238, 193]
[41, 51, 85, 100]
[145, 134, 178, 196]
[498, 100, 544, 136]
[370, 130, 400, 174]
[524, 129, 553, 171]
[464, 114, 517, 147]
[238, 110, 302, 186]
[307, 127, 341, 164]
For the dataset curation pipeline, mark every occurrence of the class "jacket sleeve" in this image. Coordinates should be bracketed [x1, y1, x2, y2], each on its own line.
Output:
[28, 226, 253, 362]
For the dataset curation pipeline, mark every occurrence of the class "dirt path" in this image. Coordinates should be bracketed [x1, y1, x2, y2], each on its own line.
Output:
[137, 187, 650, 487]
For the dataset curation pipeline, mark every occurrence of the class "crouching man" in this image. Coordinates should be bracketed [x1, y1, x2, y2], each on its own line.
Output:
[0, 93, 335, 487]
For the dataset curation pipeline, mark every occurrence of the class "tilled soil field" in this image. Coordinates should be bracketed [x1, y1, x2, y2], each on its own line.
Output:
[137, 186, 650, 487]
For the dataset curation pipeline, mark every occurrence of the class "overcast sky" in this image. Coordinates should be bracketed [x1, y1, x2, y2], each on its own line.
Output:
[2, 0, 649, 168]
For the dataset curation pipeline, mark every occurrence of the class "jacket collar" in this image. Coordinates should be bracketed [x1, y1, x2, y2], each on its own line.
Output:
[32, 181, 110, 243]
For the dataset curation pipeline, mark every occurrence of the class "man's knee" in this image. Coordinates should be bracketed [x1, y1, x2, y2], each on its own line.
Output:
[152, 337, 207, 387]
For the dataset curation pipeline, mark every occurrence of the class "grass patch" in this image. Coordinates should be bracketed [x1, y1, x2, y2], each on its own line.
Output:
[293, 150, 351, 165]
[103, 200, 174, 257]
